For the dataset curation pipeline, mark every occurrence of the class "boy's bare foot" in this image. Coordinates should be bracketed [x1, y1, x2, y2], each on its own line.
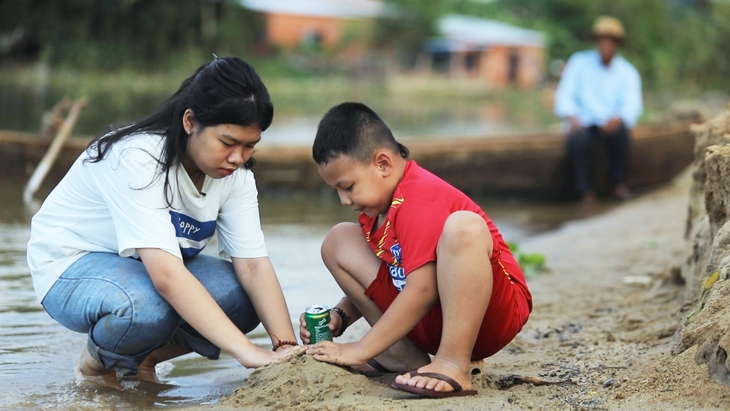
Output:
[75, 346, 122, 390]
[394, 357, 473, 394]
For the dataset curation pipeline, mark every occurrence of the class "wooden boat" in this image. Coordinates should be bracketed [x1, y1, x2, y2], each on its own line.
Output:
[0, 120, 695, 200]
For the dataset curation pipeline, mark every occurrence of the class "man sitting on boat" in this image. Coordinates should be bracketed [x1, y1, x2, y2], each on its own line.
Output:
[554, 16, 643, 205]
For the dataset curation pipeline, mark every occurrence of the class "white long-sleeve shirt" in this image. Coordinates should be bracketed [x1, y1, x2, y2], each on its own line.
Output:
[554, 49, 643, 128]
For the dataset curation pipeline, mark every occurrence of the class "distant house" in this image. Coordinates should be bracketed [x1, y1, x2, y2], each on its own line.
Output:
[238, 0, 383, 52]
[423, 15, 546, 88]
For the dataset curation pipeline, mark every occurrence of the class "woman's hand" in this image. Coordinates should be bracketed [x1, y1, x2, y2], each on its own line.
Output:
[299, 310, 342, 344]
[306, 341, 367, 367]
[271, 345, 308, 363]
[234, 344, 307, 369]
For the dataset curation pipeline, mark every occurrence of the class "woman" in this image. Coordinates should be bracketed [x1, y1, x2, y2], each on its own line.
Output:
[26, 56, 303, 387]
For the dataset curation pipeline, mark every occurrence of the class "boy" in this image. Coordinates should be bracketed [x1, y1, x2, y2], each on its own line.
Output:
[303, 102, 532, 398]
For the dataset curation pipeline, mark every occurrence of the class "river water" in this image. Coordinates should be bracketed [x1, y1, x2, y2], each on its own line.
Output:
[0, 171, 594, 409]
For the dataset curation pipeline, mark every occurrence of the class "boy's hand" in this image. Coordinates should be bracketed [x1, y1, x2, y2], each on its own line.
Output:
[306, 341, 367, 367]
[298, 310, 342, 344]
[298, 312, 311, 344]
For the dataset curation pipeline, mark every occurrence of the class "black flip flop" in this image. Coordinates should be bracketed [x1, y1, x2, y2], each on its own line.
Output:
[367, 359, 394, 374]
[349, 359, 396, 377]
[391, 369, 478, 398]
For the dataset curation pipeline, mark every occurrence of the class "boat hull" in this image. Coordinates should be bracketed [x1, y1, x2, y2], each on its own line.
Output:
[0, 121, 694, 200]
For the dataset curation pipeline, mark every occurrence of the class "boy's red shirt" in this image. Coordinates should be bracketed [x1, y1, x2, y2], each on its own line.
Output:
[358, 160, 530, 297]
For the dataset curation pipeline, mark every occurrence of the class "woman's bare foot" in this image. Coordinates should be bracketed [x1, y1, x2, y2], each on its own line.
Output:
[133, 363, 162, 384]
[131, 343, 191, 384]
[75, 346, 122, 390]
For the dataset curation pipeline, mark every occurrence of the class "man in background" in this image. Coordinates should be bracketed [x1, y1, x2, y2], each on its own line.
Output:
[554, 16, 643, 205]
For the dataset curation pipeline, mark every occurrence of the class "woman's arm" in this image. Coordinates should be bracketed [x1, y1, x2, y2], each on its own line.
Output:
[137, 248, 299, 367]
[233, 256, 298, 348]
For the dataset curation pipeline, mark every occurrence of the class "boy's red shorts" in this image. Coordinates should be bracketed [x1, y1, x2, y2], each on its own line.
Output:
[364, 253, 531, 360]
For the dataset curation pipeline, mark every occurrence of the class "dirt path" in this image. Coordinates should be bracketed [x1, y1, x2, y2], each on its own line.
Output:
[212, 170, 730, 410]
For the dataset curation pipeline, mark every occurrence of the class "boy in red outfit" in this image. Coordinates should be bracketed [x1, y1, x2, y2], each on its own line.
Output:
[303, 102, 532, 398]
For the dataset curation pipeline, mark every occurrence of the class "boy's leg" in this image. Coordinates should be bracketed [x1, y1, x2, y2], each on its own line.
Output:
[322, 222, 430, 372]
[395, 211, 493, 393]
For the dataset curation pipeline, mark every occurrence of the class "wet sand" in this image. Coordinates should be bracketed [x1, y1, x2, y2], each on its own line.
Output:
[205, 169, 730, 410]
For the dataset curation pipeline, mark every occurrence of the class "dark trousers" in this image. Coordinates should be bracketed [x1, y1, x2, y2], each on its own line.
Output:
[566, 125, 630, 195]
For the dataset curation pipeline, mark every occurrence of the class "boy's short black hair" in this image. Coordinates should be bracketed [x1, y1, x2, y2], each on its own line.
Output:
[312, 102, 409, 165]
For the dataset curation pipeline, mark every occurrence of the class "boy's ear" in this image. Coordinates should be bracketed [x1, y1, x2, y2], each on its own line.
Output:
[373, 150, 394, 177]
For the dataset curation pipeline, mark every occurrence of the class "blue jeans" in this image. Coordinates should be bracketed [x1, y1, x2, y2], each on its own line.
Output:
[42, 252, 260, 376]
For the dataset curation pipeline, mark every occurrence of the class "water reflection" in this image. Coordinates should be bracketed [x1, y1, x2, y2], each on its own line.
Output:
[0, 78, 556, 144]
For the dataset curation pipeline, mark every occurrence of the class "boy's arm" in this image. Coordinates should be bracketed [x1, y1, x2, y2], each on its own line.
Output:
[308, 262, 438, 365]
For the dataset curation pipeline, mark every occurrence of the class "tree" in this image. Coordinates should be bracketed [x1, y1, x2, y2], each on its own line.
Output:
[0, 0, 261, 70]
[373, 0, 449, 68]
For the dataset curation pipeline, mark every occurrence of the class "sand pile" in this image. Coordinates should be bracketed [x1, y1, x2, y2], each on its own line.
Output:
[220, 354, 514, 410]
[221, 355, 396, 410]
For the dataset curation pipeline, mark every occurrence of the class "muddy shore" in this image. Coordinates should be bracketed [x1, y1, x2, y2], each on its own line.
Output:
[195, 168, 730, 410]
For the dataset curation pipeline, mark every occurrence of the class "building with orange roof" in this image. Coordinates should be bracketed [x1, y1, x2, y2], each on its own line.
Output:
[239, 0, 382, 52]
[423, 15, 546, 88]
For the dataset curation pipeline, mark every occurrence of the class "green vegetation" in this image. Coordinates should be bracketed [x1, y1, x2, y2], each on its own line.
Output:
[2, 0, 729, 92]
[446, 0, 730, 92]
[1, 0, 727, 134]
[0, 1, 262, 71]
[507, 242, 548, 279]
[374, 0, 730, 92]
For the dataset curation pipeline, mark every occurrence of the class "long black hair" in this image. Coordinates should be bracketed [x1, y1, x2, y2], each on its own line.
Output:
[86, 56, 273, 203]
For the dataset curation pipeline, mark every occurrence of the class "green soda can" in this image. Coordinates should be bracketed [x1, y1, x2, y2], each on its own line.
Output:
[305, 304, 333, 343]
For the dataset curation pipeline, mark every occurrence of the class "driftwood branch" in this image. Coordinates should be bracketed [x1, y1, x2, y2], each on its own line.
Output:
[23, 96, 88, 206]
[38, 97, 73, 139]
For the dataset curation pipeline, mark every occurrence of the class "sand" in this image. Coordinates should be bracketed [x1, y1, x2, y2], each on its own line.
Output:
[206, 169, 730, 410]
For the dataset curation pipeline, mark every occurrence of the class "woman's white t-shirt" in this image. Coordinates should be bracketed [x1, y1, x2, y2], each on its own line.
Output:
[27, 133, 268, 302]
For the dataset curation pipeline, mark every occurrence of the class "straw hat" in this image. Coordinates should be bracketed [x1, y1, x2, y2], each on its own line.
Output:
[592, 16, 625, 40]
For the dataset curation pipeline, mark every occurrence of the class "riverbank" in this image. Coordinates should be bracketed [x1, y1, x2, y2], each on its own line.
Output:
[208, 168, 730, 410]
